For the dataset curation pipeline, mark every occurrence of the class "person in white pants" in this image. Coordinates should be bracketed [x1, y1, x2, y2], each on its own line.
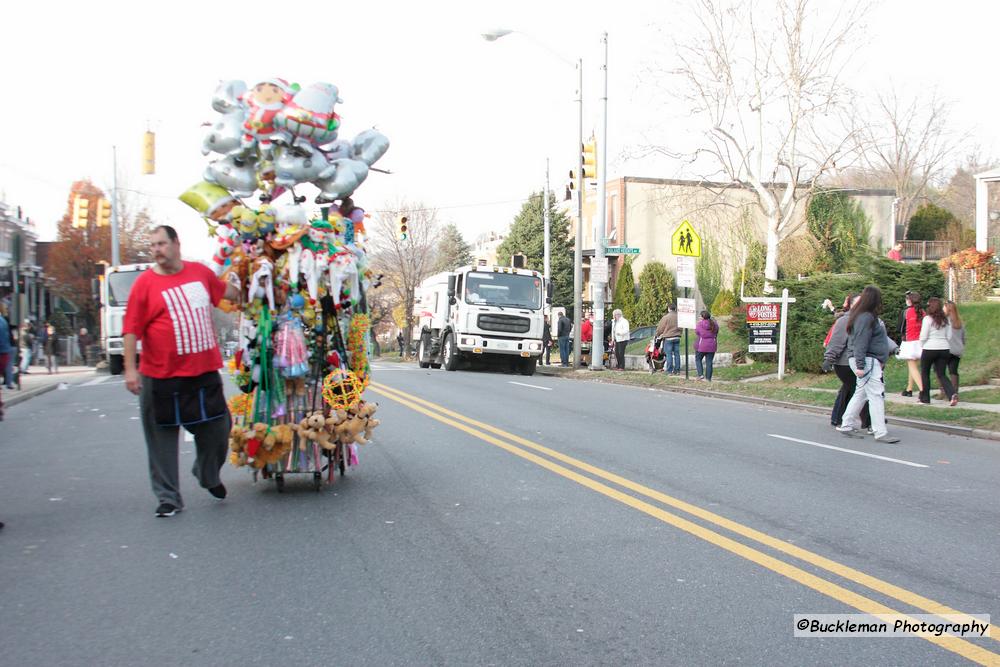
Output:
[837, 286, 900, 444]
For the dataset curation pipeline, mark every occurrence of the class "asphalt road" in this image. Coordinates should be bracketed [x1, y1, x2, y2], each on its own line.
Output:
[1, 365, 998, 666]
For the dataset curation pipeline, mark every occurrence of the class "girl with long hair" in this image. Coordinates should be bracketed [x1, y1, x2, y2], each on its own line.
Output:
[944, 300, 964, 394]
[838, 285, 900, 443]
[919, 297, 958, 406]
[896, 291, 924, 397]
[694, 310, 719, 381]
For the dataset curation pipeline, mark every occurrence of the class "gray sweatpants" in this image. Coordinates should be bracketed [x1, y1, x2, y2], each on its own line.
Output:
[140, 373, 231, 509]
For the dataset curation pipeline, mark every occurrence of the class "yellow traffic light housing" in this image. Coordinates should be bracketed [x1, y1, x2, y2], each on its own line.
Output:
[72, 195, 90, 228]
[582, 137, 597, 180]
[97, 198, 112, 226]
[397, 215, 409, 241]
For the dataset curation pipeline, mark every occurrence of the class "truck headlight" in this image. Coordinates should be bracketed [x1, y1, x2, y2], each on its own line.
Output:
[528, 342, 542, 351]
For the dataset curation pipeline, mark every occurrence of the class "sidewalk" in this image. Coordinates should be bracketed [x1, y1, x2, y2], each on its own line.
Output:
[3, 366, 98, 409]
[535, 363, 1000, 442]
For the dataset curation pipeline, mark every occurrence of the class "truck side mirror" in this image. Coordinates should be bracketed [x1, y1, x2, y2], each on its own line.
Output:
[447, 275, 457, 298]
[546, 281, 553, 304]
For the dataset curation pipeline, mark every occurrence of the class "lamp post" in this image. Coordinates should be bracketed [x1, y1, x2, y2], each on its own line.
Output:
[590, 32, 608, 371]
[482, 29, 584, 367]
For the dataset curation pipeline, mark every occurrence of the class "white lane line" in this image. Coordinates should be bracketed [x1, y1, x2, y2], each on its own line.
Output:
[508, 381, 552, 391]
[80, 376, 111, 386]
[767, 434, 929, 468]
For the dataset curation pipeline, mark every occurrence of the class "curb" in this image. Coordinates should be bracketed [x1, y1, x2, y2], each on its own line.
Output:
[4, 383, 59, 409]
[536, 366, 1000, 443]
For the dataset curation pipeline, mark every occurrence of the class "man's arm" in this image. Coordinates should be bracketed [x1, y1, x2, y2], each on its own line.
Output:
[224, 282, 241, 303]
[124, 333, 141, 395]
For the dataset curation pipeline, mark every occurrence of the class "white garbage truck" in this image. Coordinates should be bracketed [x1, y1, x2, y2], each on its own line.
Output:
[100, 263, 152, 374]
[413, 263, 550, 376]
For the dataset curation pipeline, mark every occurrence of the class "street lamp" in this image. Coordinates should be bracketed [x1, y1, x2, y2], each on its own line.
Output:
[481, 29, 585, 368]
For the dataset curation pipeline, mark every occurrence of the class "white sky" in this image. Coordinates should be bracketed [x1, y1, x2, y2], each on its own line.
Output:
[1, 0, 996, 261]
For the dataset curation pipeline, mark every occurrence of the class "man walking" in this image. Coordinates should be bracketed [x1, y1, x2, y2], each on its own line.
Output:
[557, 312, 572, 367]
[655, 304, 682, 374]
[78, 327, 92, 365]
[18, 320, 33, 374]
[542, 316, 552, 365]
[396, 331, 405, 357]
[123, 225, 241, 518]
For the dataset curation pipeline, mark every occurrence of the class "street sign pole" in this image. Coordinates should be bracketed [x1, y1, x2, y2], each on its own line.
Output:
[684, 286, 689, 379]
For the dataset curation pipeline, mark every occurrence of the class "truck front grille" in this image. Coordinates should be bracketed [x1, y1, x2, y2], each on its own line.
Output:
[477, 314, 531, 334]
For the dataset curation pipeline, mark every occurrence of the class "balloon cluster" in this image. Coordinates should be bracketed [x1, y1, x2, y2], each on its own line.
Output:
[178, 78, 387, 478]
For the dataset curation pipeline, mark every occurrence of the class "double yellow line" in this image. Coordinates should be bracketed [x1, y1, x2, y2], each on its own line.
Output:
[370, 381, 999, 665]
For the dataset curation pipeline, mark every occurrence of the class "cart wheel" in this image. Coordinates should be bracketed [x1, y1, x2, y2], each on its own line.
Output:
[275, 473, 285, 493]
[313, 471, 322, 492]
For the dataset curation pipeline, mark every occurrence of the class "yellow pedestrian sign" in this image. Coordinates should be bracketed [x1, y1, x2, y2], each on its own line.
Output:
[671, 220, 702, 257]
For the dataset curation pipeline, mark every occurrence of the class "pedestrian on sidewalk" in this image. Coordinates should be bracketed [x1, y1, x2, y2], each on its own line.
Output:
[944, 300, 964, 394]
[896, 291, 924, 398]
[655, 304, 681, 374]
[396, 331, 405, 357]
[837, 286, 900, 443]
[0, 305, 11, 420]
[694, 310, 719, 381]
[557, 312, 572, 367]
[580, 314, 593, 367]
[611, 309, 630, 371]
[822, 294, 871, 431]
[123, 225, 242, 518]
[542, 316, 552, 365]
[918, 297, 958, 406]
[2, 303, 13, 389]
[44, 323, 58, 374]
[77, 327, 91, 365]
[18, 320, 33, 374]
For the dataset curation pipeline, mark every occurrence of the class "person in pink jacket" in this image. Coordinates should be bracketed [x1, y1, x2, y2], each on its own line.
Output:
[695, 310, 719, 381]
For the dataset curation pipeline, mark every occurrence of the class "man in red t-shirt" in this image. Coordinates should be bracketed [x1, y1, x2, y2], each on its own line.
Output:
[123, 225, 241, 518]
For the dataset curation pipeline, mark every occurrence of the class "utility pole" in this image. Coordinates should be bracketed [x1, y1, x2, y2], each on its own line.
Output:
[543, 158, 550, 282]
[573, 57, 583, 370]
[590, 33, 609, 371]
[111, 146, 120, 267]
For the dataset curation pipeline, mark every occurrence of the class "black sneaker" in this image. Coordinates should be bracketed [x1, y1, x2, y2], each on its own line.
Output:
[155, 503, 180, 518]
[208, 484, 227, 499]
[901, 390, 913, 397]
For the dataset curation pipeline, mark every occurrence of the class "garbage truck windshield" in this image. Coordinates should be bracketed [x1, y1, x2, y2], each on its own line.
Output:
[107, 270, 145, 307]
[464, 272, 541, 309]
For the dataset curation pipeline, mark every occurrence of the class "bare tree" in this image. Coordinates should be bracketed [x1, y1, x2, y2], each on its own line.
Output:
[367, 201, 440, 357]
[667, 0, 868, 288]
[861, 89, 964, 240]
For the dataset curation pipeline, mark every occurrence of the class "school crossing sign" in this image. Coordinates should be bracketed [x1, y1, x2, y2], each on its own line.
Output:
[671, 220, 701, 257]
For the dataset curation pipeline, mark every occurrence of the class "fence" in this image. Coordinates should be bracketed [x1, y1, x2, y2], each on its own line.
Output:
[947, 268, 977, 303]
[901, 240, 953, 261]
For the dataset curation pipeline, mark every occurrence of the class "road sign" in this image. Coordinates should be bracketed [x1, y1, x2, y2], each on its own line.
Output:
[678, 297, 697, 329]
[676, 256, 696, 288]
[671, 220, 702, 257]
[604, 245, 640, 255]
[590, 256, 609, 283]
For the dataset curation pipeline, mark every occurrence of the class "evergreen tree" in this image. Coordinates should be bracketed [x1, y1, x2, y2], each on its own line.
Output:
[634, 261, 675, 326]
[806, 190, 871, 272]
[613, 257, 638, 322]
[432, 222, 474, 273]
[906, 203, 957, 241]
[496, 191, 575, 313]
[695, 240, 722, 309]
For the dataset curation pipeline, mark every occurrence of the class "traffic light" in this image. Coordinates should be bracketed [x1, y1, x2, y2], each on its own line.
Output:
[582, 136, 597, 180]
[72, 195, 90, 228]
[397, 215, 409, 241]
[142, 131, 156, 175]
[97, 198, 112, 226]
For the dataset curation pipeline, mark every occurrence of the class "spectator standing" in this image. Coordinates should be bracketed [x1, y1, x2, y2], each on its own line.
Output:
[654, 304, 682, 375]
[918, 297, 958, 406]
[837, 286, 900, 443]
[694, 310, 719, 381]
[611, 309, 630, 370]
[0, 307, 10, 420]
[542, 316, 552, 365]
[556, 312, 572, 367]
[580, 316, 593, 367]
[944, 300, 964, 394]
[123, 225, 241, 518]
[396, 331, 405, 357]
[78, 327, 92, 365]
[44, 323, 58, 374]
[896, 291, 924, 397]
[2, 304, 13, 388]
[887, 242, 904, 262]
[822, 295, 871, 431]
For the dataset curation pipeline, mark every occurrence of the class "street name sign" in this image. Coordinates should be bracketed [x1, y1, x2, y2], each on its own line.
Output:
[605, 245, 640, 255]
[671, 220, 702, 257]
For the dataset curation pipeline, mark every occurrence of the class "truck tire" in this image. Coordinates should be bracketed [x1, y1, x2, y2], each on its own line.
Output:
[417, 334, 431, 369]
[442, 334, 459, 371]
[519, 357, 537, 376]
[109, 354, 124, 376]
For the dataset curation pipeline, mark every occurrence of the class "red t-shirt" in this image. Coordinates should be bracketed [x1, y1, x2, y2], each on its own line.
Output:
[123, 262, 226, 379]
[581, 320, 593, 343]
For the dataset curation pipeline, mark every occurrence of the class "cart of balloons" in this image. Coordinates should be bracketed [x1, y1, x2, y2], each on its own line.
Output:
[179, 77, 388, 491]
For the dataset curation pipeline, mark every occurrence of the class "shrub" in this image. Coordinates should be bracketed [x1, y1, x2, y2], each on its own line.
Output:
[634, 260, 674, 326]
[711, 289, 736, 315]
[907, 203, 957, 241]
[806, 190, 872, 272]
[613, 256, 637, 322]
[696, 239, 723, 309]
